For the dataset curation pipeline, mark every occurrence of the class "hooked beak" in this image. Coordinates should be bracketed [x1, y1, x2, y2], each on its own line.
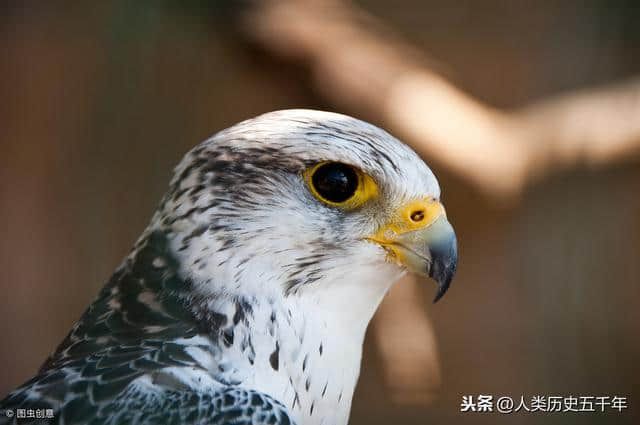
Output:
[367, 198, 458, 302]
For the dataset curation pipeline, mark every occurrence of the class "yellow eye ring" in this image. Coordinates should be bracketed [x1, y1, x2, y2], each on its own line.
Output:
[303, 162, 378, 210]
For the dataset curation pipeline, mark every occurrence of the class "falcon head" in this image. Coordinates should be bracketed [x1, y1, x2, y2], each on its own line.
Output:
[152, 110, 457, 311]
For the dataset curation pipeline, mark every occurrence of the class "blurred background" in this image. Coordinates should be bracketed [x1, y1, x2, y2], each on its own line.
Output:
[1, 1, 639, 424]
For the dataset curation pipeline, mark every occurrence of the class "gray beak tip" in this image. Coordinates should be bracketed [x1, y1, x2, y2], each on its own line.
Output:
[427, 219, 458, 303]
[431, 262, 456, 303]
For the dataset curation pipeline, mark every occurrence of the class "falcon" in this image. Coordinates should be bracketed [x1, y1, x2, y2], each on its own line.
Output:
[0, 110, 457, 425]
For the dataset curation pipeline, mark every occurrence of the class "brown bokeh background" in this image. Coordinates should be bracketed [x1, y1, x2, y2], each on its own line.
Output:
[1, 1, 639, 424]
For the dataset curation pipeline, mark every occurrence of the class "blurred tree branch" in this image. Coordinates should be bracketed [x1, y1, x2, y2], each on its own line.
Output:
[242, 0, 640, 203]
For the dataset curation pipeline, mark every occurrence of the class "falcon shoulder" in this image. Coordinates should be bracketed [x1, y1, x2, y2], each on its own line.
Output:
[0, 231, 295, 425]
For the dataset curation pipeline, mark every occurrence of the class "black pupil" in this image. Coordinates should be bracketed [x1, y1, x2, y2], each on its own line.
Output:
[312, 163, 358, 203]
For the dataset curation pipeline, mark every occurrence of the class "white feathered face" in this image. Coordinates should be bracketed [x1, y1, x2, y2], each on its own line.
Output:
[154, 110, 456, 303]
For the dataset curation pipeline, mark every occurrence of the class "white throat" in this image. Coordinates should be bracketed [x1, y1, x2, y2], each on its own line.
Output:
[232, 264, 403, 425]
[162, 224, 404, 425]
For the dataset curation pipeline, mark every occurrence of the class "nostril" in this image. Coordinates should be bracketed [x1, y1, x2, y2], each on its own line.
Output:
[410, 210, 425, 222]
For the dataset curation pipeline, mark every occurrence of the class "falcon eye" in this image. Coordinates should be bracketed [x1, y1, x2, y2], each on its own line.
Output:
[304, 161, 379, 209]
[311, 162, 358, 203]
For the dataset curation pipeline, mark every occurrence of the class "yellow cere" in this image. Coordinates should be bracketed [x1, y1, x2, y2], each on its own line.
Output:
[364, 197, 446, 266]
[369, 198, 446, 243]
[303, 162, 379, 210]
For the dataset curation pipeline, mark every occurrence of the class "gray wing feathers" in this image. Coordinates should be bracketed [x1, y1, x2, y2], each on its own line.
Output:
[97, 386, 295, 425]
[1, 385, 295, 425]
